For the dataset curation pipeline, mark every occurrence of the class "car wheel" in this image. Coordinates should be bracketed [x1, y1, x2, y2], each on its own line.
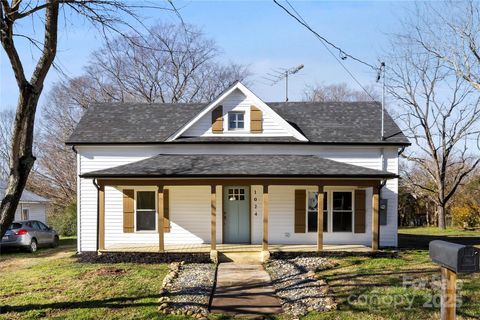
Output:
[28, 239, 38, 253]
[51, 236, 59, 248]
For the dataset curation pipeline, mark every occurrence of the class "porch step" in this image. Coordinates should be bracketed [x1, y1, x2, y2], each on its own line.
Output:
[219, 251, 263, 264]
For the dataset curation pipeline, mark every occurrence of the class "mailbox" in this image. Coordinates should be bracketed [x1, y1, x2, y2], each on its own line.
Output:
[429, 240, 480, 274]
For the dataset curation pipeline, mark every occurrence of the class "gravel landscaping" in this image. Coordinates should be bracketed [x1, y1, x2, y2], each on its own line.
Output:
[265, 257, 337, 317]
[158, 262, 216, 318]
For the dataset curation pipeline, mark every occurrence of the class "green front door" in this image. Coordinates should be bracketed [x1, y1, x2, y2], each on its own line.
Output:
[224, 186, 250, 243]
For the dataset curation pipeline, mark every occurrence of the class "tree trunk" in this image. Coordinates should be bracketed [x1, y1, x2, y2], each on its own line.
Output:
[0, 86, 40, 238]
[438, 204, 446, 229]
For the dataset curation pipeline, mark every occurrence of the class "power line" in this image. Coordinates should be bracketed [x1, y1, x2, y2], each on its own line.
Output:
[273, 0, 379, 101]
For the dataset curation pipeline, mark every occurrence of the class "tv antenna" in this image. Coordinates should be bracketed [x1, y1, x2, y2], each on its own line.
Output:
[262, 64, 304, 101]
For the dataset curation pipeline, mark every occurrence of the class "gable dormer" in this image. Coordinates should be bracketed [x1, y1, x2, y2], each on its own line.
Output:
[168, 82, 307, 141]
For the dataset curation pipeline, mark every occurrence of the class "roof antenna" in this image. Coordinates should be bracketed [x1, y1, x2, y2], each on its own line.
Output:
[377, 62, 386, 141]
[262, 64, 304, 102]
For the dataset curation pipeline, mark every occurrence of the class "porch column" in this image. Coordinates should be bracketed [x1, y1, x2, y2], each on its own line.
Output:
[317, 186, 324, 252]
[98, 185, 105, 251]
[211, 185, 217, 251]
[262, 185, 269, 251]
[158, 186, 165, 252]
[372, 186, 379, 251]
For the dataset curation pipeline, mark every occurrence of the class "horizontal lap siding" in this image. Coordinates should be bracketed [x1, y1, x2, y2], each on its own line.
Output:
[14, 203, 46, 223]
[103, 186, 211, 247]
[183, 89, 291, 137]
[77, 145, 399, 250]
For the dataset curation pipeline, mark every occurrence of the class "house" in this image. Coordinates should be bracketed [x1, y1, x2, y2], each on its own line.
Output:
[67, 81, 409, 258]
[0, 181, 49, 223]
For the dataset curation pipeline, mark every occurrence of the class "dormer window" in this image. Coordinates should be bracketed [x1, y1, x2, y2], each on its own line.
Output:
[228, 111, 245, 130]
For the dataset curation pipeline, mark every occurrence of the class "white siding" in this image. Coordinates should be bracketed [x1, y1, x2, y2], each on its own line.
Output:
[14, 203, 46, 223]
[77, 144, 400, 251]
[183, 89, 292, 137]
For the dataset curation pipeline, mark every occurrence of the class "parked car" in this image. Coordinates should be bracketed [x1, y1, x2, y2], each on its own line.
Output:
[0, 220, 59, 253]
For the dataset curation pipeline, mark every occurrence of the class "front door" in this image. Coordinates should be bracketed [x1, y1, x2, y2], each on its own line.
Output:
[224, 186, 250, 243]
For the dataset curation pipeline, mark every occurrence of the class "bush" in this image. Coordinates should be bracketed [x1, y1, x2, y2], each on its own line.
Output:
[451, 205, 480, 229]
[48, 202, 77, 236]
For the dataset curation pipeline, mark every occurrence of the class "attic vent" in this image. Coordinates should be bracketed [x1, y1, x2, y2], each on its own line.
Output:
[250, 105, 263, 133]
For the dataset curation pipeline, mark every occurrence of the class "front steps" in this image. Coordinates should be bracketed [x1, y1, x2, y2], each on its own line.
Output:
[218, 251, 263, 264]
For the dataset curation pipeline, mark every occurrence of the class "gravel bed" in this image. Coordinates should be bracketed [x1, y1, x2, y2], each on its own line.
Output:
[162, 263, 216, 316]
[265, 257, 337, 317]
[76, 252, 211, 264]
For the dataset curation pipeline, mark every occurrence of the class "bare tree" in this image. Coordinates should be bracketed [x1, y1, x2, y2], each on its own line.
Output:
[405, 1, 480, 92]
[303, 82, 380, 102]
[387, 34, 480, 229]
[0, 110, 15, 180]
[0, 0, 172, 238]
[85, 23, 250, 104]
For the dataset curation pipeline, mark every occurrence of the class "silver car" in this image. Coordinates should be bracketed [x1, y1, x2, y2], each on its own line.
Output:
[0, 220, 59, 253]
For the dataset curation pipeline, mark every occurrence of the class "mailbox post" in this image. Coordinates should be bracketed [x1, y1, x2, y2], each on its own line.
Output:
[429, 240, 479, 320]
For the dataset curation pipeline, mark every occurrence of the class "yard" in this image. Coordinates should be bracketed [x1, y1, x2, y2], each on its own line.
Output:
[1, 228, 479, 319]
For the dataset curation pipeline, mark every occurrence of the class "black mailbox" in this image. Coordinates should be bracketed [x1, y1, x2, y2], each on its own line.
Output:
[429, 240, 480, 273]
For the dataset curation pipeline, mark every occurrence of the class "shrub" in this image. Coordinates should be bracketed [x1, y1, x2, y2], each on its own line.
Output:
[48, 202, 77, 236]
[451, 205, 480, 229]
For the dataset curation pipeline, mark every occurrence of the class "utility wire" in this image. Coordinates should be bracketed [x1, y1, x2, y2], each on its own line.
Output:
[274, 0, 379, 101]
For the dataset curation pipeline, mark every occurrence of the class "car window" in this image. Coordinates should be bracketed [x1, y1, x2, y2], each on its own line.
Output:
[37, 222, 49, 231]
[30, 221, 41, 230]
[7, 223, 22, 230]
[25, 221, 33, 228]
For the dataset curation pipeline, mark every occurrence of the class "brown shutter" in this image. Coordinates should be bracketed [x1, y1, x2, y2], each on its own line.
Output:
[123, 189, 134, 233]
[211, 105, 223, 133]
[250, 105, 263, 133]
[294, 190, 306, 233]
[163, 189, 170, 233]
[354, 189, 366, 233]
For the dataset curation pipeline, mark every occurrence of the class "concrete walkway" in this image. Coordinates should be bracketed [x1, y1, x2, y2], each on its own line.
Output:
[210, 263, 283, 317]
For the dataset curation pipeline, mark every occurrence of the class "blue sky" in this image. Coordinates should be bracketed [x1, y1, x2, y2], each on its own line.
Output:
[0, 0, 412, 113]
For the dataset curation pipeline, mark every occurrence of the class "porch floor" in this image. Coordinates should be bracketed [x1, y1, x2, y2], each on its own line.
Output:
[103, 243, 371, 253]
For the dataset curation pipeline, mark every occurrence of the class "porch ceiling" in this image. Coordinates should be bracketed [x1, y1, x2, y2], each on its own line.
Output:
[81, 154, 397, 179]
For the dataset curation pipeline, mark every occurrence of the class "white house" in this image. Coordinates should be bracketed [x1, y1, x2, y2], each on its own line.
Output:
[67, 81, 409, 257]
[0, 181, 49, 223]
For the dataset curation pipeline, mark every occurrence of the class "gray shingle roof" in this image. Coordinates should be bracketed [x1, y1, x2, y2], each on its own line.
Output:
[67, 101, 409, 145]
[0, 181, 49, 203]
[81, 154, 397, 178]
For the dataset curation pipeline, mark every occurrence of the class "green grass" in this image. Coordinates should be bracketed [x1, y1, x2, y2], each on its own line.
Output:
[303, 250, 480, 320]
[399, 226, 480, 237]
[0, 244, 179, 320]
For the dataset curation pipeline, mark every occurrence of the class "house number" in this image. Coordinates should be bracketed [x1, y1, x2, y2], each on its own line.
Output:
[253, 189, 258, 216]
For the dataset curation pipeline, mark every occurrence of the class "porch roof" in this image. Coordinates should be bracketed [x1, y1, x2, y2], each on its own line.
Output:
[81, 154, 397, 179]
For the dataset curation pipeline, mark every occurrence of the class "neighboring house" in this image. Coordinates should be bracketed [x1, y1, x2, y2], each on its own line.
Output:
[67, 81, 409, 256]
[0, 181, 49, 223]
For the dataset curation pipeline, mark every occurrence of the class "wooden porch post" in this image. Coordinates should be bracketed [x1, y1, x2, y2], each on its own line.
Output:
[211, 185, 217, 251]
[372, 186, 379, 251]
[98, 185, 105, 251]
[262, 185, 269, 251]
[158, 186, 165, 252]
[317, 186, 324, 252]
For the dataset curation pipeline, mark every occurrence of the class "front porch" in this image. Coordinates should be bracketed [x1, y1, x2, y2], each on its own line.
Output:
[101, 243, 371, 253]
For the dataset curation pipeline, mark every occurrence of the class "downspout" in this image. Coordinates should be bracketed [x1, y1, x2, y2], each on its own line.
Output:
[92, 178, 100, 252]
[398, 146, 405, 156]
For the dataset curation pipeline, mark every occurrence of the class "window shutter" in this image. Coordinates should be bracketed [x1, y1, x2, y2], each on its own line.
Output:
[354, 190, 366, 233]
[294, 190, 306, 233]
[163, 189, 170, 233]
[250, 105, 263, 133]
[123, 189, 135, 233]
[211, 105, 223, 133]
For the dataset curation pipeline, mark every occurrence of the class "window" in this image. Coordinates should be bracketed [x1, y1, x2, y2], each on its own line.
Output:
[307, 192, 328, 232]
[37, 221, 49, 231]
[332, 192, 353, 232]
[136, 191, 156, 231]
[21, 208, 29, 220]
[228, 112, 245, 130]
[227, 188, 245, 201]
[30, 221, 42, 230]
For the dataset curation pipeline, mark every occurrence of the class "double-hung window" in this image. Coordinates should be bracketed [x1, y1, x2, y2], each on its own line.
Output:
[307, 192, 328, 232]
[228, 111, 245, 130]
[136, 191, 156, 231]
[332, 192, 353, 232]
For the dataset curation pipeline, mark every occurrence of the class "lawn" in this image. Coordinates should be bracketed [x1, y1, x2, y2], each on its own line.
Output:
[0, 240, 174, 320]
